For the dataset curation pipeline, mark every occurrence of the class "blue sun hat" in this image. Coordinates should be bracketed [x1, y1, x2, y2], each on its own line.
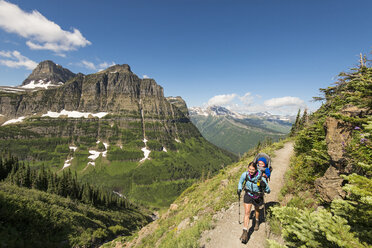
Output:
[257, 157, 267, 167]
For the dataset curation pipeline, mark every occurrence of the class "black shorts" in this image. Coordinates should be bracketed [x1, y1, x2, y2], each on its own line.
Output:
[244, 192, 264, 206]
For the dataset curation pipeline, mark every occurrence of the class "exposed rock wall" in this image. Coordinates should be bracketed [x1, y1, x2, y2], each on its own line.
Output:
[22, 60, 76, 86]
[315, 105, 371, 203]
[0, 64, 179, 120]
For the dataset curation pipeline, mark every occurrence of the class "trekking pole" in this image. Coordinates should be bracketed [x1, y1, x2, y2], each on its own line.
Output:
[238, 193, 241, 224]
[263, 193, 267, 236]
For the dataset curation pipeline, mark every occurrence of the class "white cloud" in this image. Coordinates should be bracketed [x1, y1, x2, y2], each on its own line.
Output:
[238, 92, 254, 106]
[207, 93, 237, 106]
[97, 62, 115, 71]
[81, 60, 96, 70]
[143, 75, 149, 79]
[80, 60, 115, 72]
[0, 0, 91, 54]
[264, 96, 305, 108]
[0, 50, 37, 70]
[205, 93, 306, 115]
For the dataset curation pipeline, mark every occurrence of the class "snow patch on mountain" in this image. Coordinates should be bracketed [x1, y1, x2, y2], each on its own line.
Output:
[21, 80, 62, 89]
[140, 138, 151, 162]
[0, 86, 27, 93]
[87, 141, 109, 167]
[2, 116, 25, 126]
[42, 110, 108, 118]
[62, 146, 78, 169]
[63, 157, 74, 169]
[69, 146, 77, 152]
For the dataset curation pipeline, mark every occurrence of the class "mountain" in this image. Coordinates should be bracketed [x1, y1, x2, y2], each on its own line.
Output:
[0, 61, 236, 208]
[189, 105, 293, 155]
[22, 60, 76, 89]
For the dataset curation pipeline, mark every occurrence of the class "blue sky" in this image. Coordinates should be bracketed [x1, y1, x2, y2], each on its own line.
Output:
[0, 0, 371, 115]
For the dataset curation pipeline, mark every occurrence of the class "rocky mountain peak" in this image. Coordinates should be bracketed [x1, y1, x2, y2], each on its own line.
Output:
[98, 64, 132, 74]
[21, 60, 76, 89]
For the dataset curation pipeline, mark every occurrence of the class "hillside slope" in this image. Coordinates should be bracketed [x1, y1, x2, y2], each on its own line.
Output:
[190, 114, 288, 155]
[0, 182, 150, 248]
[189, 106, 292, 155]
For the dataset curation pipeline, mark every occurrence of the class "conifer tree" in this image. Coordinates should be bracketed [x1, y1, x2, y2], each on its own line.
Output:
[290, 109, 302, 136]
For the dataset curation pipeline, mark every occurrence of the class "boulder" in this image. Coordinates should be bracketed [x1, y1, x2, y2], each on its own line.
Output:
[314, 166, 346, 203]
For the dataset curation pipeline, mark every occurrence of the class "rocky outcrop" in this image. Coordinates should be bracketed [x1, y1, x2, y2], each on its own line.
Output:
[166, 96, 189, 117]
[0, 64, 179, 120]
[324, 105, 371, 172]
[314, 166, 346, 203]
[319, 105, 371, 203]
[22, 60, 76, 87]
[324, 117, 352, 170]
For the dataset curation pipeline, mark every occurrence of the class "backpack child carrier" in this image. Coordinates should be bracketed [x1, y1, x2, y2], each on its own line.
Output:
[253, 152, 273, 180]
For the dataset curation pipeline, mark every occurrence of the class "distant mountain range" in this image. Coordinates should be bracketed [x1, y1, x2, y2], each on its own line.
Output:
[189, 105, 294, 155]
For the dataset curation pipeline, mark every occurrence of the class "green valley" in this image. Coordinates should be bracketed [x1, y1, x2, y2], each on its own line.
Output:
[190, 107, 292, 155]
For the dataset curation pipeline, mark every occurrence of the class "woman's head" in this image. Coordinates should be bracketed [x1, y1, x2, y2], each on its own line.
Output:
[248, 162, 257, 175]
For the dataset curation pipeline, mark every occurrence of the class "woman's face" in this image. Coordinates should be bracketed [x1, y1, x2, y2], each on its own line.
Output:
[248, 165, 257, 175]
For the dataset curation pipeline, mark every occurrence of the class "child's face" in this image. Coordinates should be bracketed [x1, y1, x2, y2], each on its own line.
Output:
[248, 165, 257, 175]
[258, 161, 265, 168]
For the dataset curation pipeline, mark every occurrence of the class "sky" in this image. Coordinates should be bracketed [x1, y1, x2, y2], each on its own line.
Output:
[0, 0, 371, 115]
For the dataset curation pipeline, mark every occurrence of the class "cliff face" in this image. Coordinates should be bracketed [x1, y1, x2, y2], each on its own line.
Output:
[22, 60, 76, 87]
[0, 64, 177, 119]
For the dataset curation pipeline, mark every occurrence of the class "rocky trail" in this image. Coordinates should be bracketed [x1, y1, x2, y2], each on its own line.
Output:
[199, 142, 294, 248]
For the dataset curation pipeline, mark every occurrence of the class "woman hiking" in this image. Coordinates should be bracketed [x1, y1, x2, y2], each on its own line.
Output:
[237, 162, 270, 244]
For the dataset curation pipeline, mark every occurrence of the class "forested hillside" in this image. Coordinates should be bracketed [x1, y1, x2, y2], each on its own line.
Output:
[0, 156, 151, 248]
[269, 58, 371, 247]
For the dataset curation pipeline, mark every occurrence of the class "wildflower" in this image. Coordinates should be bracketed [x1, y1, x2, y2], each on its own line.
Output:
[360, 138, 367, 144]
[354, 126, 361, 130]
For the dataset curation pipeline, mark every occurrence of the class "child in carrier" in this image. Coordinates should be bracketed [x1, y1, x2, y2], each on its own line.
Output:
[257, 157, 271, 180]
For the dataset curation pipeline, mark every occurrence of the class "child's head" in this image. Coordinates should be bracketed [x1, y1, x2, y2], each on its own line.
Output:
[248, 162, 257, 175]
[257, 157, 267, 168]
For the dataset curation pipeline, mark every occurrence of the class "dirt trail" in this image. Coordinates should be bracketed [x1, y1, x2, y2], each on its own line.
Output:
[199, 142, 294, 248]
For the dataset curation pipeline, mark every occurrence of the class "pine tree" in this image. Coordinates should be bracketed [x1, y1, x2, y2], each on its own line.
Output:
[290, 109, 302, 136]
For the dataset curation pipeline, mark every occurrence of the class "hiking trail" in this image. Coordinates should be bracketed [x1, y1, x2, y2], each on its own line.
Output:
[199, 141, 294, 248]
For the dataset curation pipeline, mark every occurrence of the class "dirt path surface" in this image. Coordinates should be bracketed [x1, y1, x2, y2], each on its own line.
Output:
[199, 142, 294, 248]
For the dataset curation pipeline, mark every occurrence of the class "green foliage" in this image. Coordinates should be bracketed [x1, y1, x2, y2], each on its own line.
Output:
[0, 182, 149, 248]
[1, 156, 130, 209]
[130, 179, 195, 208]
[269, 206, 366, 248]
[331, 173, 372, 244]
[107, 145, 144, 161]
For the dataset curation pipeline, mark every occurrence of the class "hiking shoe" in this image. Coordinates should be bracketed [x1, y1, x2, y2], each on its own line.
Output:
[240, 229, 248, 244]
[254, 219, 260, 231]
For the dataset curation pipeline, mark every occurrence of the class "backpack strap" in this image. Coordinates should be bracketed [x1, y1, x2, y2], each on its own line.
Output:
[243, 171, 264, 196]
